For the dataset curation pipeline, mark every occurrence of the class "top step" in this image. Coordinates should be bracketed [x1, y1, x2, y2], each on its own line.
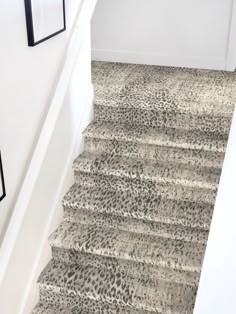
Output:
[92, 61, 236, 117]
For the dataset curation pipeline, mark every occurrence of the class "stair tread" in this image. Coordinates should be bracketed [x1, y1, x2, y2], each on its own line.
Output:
[38, 258, 196, 313]
[33, 300, 159, 314]
[73, 152, 220, 190]
[63, 183, 213, 232]
[49, 220, 205, 273]
[92, 61, 235, 117]
[84, 120, 228, 153]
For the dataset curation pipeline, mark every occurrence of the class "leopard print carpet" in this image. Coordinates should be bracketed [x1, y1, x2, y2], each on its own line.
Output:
[32, 62, 236, 313]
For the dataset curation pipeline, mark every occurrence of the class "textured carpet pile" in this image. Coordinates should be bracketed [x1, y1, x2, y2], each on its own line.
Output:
[33, 62, 236, 313]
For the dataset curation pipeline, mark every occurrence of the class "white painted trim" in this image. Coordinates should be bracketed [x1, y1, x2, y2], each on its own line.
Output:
[21, 81, 94, 314]
[0, 0, 97, 311]
[226, 0, 236, 71]
[92, 49, 227, 71]
[194, 105, 236, 314]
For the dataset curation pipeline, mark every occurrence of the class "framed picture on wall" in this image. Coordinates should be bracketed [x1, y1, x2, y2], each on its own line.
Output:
[0, 152, 6, 202]
[24, 0, 66, 47]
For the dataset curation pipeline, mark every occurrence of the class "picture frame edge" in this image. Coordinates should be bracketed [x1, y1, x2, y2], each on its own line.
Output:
[24, 0, 66, 47]
[0, 152, 6, 202]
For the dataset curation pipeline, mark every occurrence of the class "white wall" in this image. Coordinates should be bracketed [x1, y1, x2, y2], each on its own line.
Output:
[194, 107, 236, 314]
[0, 5, 96, 309]
[0, 0, 97, 311]
[92, 0, 236, 70]
[0, 0, 84, 243]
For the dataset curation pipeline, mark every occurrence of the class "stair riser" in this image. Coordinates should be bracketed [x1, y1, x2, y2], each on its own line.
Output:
[74, 172, 217, 205]
[38, 288, 162, 314]
[52, 247, 200, 287]
[94, 105, 231, 134]
[63, 207, 209, 243]
[39, 288, 166, 314]
[32, 303, 67, 314]
[84, 137, 225, 169]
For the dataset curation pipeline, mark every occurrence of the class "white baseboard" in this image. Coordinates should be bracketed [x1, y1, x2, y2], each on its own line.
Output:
[92, 49, 228, 71]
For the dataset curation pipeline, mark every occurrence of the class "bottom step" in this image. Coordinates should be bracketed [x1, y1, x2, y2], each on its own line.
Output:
[37, 258, 196, 314]
[34, 295, 160, 314]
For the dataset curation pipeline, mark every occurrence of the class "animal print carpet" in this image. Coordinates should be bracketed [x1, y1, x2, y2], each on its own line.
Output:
[32, 62, 236, 313]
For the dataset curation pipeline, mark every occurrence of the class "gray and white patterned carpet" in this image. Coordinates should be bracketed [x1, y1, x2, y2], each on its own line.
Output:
[33, 62, 236, 313]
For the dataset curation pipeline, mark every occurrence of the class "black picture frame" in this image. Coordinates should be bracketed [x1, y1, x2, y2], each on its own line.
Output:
[24, 0, 66, 47]
[0, 152, 6, 202]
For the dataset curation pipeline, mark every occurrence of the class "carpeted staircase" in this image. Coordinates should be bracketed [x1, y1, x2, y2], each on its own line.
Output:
[33, 62, 236, 314]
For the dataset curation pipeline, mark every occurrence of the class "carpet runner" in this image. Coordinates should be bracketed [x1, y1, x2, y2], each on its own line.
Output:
[32, 62, 236, 314]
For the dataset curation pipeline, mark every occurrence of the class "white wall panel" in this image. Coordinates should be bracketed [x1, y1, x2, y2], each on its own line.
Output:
[92, 0, 235, 70]
[0, 0, 83, 242]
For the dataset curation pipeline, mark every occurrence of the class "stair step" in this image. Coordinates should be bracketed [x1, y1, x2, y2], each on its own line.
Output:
[92, 62, 235, 117]
[92, 61, 235, 133]
[52, 248, 200, 286]
[84, 136, 225, 169]
[38, 258, 197, 313]
[94, 104, 232, 134]
[84, 120, 228, 153]
[63, 183, 213, 232]
[75, 171, 217, 204]
[64, 205, 208, 245]
[49, 220, 205, 273]
[73, 152, 220, 190]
